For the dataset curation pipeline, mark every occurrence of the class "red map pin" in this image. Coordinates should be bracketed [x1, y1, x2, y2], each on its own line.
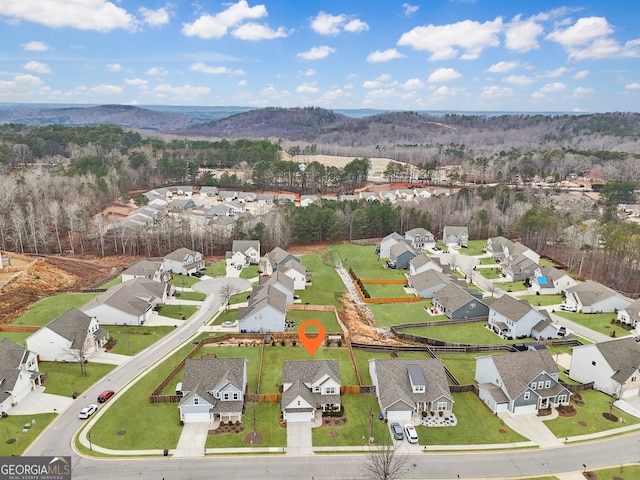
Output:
[298, 320, 325, 356]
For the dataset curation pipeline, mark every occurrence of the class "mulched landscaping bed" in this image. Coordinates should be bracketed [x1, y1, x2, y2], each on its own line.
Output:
[243, 431, 263, 444]
[209, 423, 245, 435]
[322, 416, 347, 427]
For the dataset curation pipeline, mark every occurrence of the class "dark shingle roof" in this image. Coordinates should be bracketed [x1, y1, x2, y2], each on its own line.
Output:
[179, 358, 246, 413]
[490, 295, 535, 322]
[45, 308, 93, 347]
[594, 337, 640, 384]
[281, 360, 341, 410]
[490, 350, 558, 399]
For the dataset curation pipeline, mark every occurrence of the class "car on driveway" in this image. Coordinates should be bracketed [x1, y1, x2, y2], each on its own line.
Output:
[404, 423, 419, 444]
[97, 390, 114, 403]
[79, 404, 98, 419]
[221, 321, 236, 328]
[390, 422, 404, 440]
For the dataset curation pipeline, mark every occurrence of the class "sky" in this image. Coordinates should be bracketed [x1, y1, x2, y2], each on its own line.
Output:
[1, 0, 639, 112]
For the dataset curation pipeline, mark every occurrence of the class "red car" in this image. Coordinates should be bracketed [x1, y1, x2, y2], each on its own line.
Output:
[97, 390, 114, 403]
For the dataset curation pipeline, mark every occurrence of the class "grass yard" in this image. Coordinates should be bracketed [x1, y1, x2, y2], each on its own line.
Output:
[174, 291, 207, 301]
[419, 392, 528, 445]
[369, 301, 448, 329]
[39, 361, 116, 396]
[285, 310, 341, 334]
[205, 402, 286, 448]
[240, 266, 260, 280]
[154, 304, 198, 320]
[478, 257, 497, 265]
[544, 389, 640, 437]
[477, 268, 502, 279]
[362, 282, 412, 299]
[586, 465, 640, 480]
[88, 338, 207, 451]
[0, 331, 32, 344]
[104, 326, 175, 356]
[404, 321, 525, 345]
[100, 277, 122, 288]
[169, 274, 199, 288]
[260, 347, 357, 394]
[11, 293, 99, 326]
[311, 394, 391, 447]
[0, 413, 55, 456]
[205, 260, 227, 278]
[497, 281, 528, 292]
[554, 311, 627, 338]
[328, 244, 406, 280]
[229, 291, 250, 305]
[212, 310, 238, 325]
[437, 353, 505, 385]
[539, 258, 558, 267]
[518, 294, 564, 307]
[298, 253, 345, 308]
[352, 349, 433, 385]
[457, 240, 486, 256]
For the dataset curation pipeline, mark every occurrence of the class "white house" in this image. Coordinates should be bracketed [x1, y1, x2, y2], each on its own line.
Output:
[26, 308, 108, 362]
[227, 240, 261, 267]
[564, 280, 632, 313]
[237, 285, 287, 332]
[408, 270, 458, 299]
[408, 253, 448, 276]
[487, 294, 558, 340]
[0, 338, 41, 415]
[163, 247, 204, 276]
[569, 337, 640, 398]
[618, 299, 640, 327]
[178, 358, 246, 423]
[261, 247, 300, 275]
[281, 360, 341, 423]
[531, 265, 578, 295]
[442, 226, 468, 248]
[121, 259, 168, 283]
[258, 271, 295, 304]
[376, 232, 404, 259]
[278, 260, 311, 290]
[404, 228, 435, 250]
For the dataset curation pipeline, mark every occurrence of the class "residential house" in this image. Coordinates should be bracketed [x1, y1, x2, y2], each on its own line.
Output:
[487, 294, 558, 340]
[442, 226, 469, 248]
[300, 195, 318, 207]
[338, 194, 357, 202]
[208, 215, 235, 235]
[359, 192, 378, 202]
[281, 360, 341, 423]
[121, 259, 168, 283]
[82, 278, 170, 326]
[413, 188, 431, 199]
[236, 192, 257, 203]
[408, 270, 460, 299]
[218, 191, 237, 202]
[376, 232, 404, 259]
[223, 200, 245, 215]
[26, 308, 108, 362]
[404, 228, 435, 250]
[569, 337, 640, 398]
[501, 253, 540, 282]
[199, 186, 219, 197]
[369, 358, 453, 422]
[228, 240, 261, 268]
[168, 198, 196, 212]
[395, 189, 415, 200]
[387, 242, 416, 269]
[484, 236, 516, 259]
[163, 247, 204, 275]
[563, 280, 632, 313]
[379, 191, 396, 203]
[409, 253, 449, 276]
[178, 357, 247, 423]
[278, 259, 311, 290]
[531, 265, 578, 295]
[175, 186, 193, 197]
[261, 247, 300, 275]
[0, 338, 41, 415]
[432, 284, 489, 319]
[237, 285, 287, 332]
[278, 193, 297, 203]
[475, 349, 571, 415]
[618, 299, 640, 327]
[258, 271, 295, 304]
[204, 204, 235, 218]
[257, 193, 275, 206]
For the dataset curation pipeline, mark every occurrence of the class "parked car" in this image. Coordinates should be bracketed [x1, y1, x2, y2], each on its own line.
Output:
[404, 423, 419, 444]
[221, 321, 236, 328]
[191, 271, 204, 278]
[432, 246, 442, 252]
[560, 304, 577, 312]
[97, 390, 114, 403]
[557, 326, 567, 337]
[79, 404, 98, 419]
[390, 422, 404, 440]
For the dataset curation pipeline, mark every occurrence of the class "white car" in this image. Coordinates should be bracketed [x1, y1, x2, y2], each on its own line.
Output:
[79, 404, 98, 419]
[221, 321, 236, 328]
[404, 423, 419, 444]
[560, 304, 577, 312]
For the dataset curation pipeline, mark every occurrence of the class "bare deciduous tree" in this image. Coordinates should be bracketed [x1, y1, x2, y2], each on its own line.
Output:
[362, 442, 404, 480]
[218, 282, 238, 312]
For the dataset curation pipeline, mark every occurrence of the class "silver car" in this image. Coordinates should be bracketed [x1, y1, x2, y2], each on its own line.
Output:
[390, 422, 404, 440]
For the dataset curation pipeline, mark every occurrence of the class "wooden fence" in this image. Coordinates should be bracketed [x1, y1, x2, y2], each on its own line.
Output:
[361, 279, 407, 285]
[450, 384, 478, 394]
[0, 325, 39, 332]
[245, 393, 281, 403]
[341, 385, 375, 394]
[560, 381, 594, 393]
[287, 304, 336, 312]
[393, 317, 487, 330]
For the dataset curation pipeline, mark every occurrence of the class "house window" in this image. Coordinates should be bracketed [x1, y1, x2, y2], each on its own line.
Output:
[531, 383, 536, 390]
[544, 380, 551, 389]
[558, 394, 568, 403]
[436, 402, 448, 411]
[537, 381, 544, 389]
[233, 393, 239, 400]
[194, 397, 199, 405]
[325, 387, 336, 395]
[632, 377, 637, 382]
[524, 392, 530, 400]
[470, 303, 476, 309]
[223, 393, 229, 400]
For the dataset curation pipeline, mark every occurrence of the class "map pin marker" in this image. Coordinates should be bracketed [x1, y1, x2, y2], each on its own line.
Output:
[298, 320, 325, 356]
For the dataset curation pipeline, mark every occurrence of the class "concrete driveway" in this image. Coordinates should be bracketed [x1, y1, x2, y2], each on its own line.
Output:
[286, 422, 313, 455]
[9, 386, 75, 416]
[174, 422, 210, 457]
[90, 350, 131, 365]
[498, 411, 564, 447]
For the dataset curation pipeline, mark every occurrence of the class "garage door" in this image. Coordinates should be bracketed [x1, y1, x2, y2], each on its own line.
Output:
[495, 402, 508, 414]
[386, 410, 412, 423]
[512, 404, 537, 415]
[286, 411, 314, 423]
[184, 412, 211, 423]
[622, 388, 640, 398]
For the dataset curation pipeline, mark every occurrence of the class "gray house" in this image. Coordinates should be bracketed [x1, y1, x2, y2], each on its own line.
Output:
[531, 265, 578, 295]
[178, 358, 247, 423]
[484, 236, 515, 259]
[432, 284, 488, 319]
[476, 349, 571, 415]
[404, 228, 435, 249]
[369, 358, 454, 422]
[261, 247, 300, 275]
[163, 247, 204, 275]
[258, 271, 295, 304]
[121, 259, 168, 283]
[409, 253, 449, 276]
[408, 270, 457, 299]
[501, 253, 540, 282]
[237, 285, 287, 332]
[442, 226, 468, 248]
[387, 242, 416, 269]
[0, 339, 41, 415]
[618, 299, 640, 327]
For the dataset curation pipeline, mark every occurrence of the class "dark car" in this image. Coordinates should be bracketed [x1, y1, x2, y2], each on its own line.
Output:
[97, 390, 114, 403]
[390, 422, 404, 440]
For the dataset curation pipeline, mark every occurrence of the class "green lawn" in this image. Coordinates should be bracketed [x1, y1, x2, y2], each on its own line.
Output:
[174, 291, 207, 301]
[554, 311, 627, 338]
[498, 281, 528, 292]
[11, 293, 99, 326]
[478, 257, 497, 265]
[205, 402, 286, 448]
[328, 244, 406, 280]
[229, 291, 250, 305]
[212, 310, 238, 325]
[369, 301, 448, 329]
[403, 321, 525, 345]
[539, 258, 558, 267]
[285, 310, 341, 335]
[352, 349, 435, 385]
[39, 361, 117, 396]
[586, 465, 640, 480]
[205, 260, 227, 278]
[169, 274, 199, 288]
[477, 268, 502, 279]
[260, 347, 357, 394]
[240, 266, 260, 280]
[0, 331, 32, 344]
[545, 389, 640, 437]
[0, 413, 56, 456]
[518, 294, 564, 307]
[457, 240, 486, 256]
[437, 353, 485, 385]
[104, 326, 176, 355]
[154, 304, 198, 320]
[311, 394, 391, 447]
[100, 277, 122, 289]
[298, 253, 345, 308]
[364, 283, 412, 299]
[419, 392, 528, 445]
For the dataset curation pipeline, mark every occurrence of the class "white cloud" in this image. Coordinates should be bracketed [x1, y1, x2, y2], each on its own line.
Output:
[296, 82, 319, 94]
[626, 83, 640, 90]
[363, 88, 398, 104]
[546, 17, 612, 47]
[22, 41, 49, 52]
[107, 63, 122, 72]
[573, 70, 589, 80]
[146, 66, 169, 76]
[362, 74, 394, 89]
[486, 61, 519, 73]
[401, 78, 424, 90]
[124, 78, 147, 86]
[505, 15, 543, 52]
[344, 19, 369, 33]
[89, 84, 122, 95]
[402, 3, 419, 16]
[23, 61, 50, 74]
[190, 62, 245, 75]
[567, 37, 640, 61]
[542, 67, 568, 78]
[573, 87, 594, 97]
[428, 67, 461, 83]
[310, 11, 367, 36]
[259, 84, 290, 99]
[431, 86, 460, 99]
[397, 18, 502, 60]
[296, 45, 335, 60]
[319, 88, 350, 103]
[238, 79, 247, 86]
[232, 23, 287, 40]
[367, 48, 407, 63]
[504, 74, 535, 85]
[0, 0, 138, 32]
[303, 69, 316, 76]
[154, 84, 211, 101]
[538, 82, 567, 94]
[139, 6, 170, 27]
[182, 0, 267, 39]
[481, 85, 514, 99]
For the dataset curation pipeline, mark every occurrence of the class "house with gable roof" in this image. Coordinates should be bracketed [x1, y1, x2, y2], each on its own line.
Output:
[260, 247, 299, 275]
[387, 242, 416, 269]
[227, 240, 261, 268]
[475, 349, 571, 415]
[501, 252, 540, 282]
[404, 228, 435, 250]
[26, 308, 108, 362]
[563, 280, 632, 313]
[121, 259, 168, 283]
[237, 285, 287, 332]
[618, 299, 640, 327]
[569, 337, 640, 398]
[484, 236, 516, 259]
[531, 265, 578, 295]
[278, 259, 311, 290]
[0, 338, 41, 415]
[369, 358, 453, 422]
[432, 284, 488, 319]
[408, 270, 460, 299]
[178, 357, 247, 423]
[408, 253, 449, 276]
[442, 226, 468, 248]
[487, 294, 558, 340]
[281, 360, 341, 423]
[376, 232, 404, 259]
[258, 271, 295, 304]
[163, 247, 204, 275]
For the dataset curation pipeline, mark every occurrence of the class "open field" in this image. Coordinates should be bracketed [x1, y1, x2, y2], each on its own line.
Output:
[328, 244, 407, 280]
[40, 361, 117, 396]
[402, 321, 525, 345]
[11, 293, 99, 326]
[104, 325, 176, 356]
[298, 253, 345, 308]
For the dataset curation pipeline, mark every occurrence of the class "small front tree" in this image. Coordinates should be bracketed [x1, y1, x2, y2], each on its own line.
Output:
[362, 441, 404, 480]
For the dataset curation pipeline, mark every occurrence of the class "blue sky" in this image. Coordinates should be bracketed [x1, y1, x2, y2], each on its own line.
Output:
[1, 0, 639, 111]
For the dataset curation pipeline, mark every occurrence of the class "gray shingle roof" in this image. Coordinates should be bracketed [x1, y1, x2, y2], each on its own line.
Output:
[594, 337, 640, 384]
[0, 338, 32, 404]
[409, 270, 452, 292]
[258, 271, 294, 292]
[232, 240, 260, 255]
[179, 358, 246, 414]
[490, 350, 558, 399]
[45, 308, 93, 347]
[266, 247, 298, 266]
[82, 278, 167, 317]
[489, 294, 535, 322]
[281, 360, 341, 410]
[566, 280, 629, 306]
[121, 260, 162, 278]
[165, 247, 199, 262]
[433, 284, 483, 312]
